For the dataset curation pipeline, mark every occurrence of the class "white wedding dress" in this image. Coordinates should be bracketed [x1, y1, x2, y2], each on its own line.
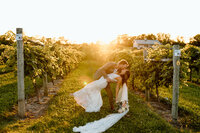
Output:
[73, 73, 120, 112]
[73, 74, 129, 133]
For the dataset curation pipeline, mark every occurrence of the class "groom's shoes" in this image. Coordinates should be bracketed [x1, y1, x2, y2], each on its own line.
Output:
[111, 106, 119, 113]
[110, 108, 114, 113]
[109, 107, 117, 113]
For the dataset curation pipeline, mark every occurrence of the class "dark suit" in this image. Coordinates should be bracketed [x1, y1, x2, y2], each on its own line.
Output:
[94, 62, 117, 110]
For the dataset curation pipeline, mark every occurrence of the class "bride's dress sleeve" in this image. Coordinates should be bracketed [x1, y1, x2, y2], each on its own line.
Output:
[116, 83, 128, 103]
[107, 73, 120, 81]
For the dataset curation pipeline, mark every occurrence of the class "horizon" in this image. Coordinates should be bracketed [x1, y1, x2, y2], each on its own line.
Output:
[0, 0, 200, 44]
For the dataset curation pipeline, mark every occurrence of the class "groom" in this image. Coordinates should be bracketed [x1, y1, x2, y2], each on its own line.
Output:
[93, 59, 129, 111]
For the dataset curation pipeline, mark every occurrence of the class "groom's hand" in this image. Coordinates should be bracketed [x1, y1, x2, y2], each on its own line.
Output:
[106, 77, 112, 82]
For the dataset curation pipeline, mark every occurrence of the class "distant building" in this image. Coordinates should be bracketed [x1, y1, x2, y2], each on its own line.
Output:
[133, 40, 161, 49]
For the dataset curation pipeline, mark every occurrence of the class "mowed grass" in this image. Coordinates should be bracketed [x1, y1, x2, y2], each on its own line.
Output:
[1, 60, 180, 133]
[152, 83, 200, 131]
[0, 71, 17, 114]
[0, 65, 42, 130]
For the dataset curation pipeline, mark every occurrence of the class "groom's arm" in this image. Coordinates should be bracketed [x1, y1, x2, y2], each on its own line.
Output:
[101, 69, 108, 78]
[99, 62, 117, 79]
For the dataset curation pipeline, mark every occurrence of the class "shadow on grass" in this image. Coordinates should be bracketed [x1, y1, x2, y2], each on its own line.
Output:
[0, 114, 18, 132]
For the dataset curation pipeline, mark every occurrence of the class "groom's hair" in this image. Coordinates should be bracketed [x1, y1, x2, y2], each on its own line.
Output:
[118, 59, 129, 66]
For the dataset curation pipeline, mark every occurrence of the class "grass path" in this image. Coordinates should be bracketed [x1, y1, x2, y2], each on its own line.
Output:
[1, 60, 180, 133]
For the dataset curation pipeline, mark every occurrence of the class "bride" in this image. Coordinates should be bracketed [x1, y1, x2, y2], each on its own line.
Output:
[72, 67, 130, 113]
[72, 68, 130, 133]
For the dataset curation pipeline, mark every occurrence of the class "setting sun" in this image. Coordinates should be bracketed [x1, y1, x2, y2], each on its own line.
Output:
[0, 0, 200, 43]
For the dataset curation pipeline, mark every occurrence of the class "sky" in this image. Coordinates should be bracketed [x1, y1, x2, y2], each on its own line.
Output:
[0, 0, 200, 43]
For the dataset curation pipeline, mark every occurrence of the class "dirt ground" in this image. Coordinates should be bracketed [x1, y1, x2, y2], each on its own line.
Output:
[23, 79, 63, 119]
[132, 89, 190, 131]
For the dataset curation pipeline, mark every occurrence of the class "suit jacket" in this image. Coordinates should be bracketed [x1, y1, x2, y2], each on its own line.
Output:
[94, 62, 117, 80]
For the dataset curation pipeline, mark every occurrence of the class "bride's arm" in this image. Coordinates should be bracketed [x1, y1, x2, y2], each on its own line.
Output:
[115, 77, 122, 102]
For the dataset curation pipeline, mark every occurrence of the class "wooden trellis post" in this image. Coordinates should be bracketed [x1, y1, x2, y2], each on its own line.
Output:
[172, 44, 181, 122]
[43, 43, 48, 97]
[43, 73, 48, 96]
[16, 28, 25, 118]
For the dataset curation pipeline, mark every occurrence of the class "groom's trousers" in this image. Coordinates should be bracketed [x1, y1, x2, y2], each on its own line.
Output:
[93, 74, 114, 110]
[104, 83, 114, 110]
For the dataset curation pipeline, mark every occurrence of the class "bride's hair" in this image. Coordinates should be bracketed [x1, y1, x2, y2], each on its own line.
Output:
[120, 70, 130, 85]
